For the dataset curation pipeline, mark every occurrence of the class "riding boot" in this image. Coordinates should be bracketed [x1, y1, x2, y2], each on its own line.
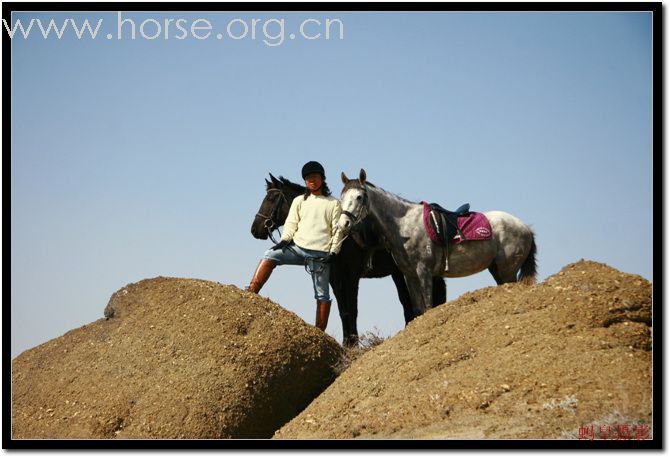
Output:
[315, 300, 332, 331]
[246, 259, 277, 294]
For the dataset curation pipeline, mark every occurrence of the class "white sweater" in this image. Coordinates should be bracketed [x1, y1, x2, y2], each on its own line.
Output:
[281, 194, 344, 254]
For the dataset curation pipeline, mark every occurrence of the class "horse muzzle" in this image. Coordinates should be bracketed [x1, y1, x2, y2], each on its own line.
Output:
[338, 212, 355, 233]
[250, 226, 269, 240]
[251, 218, 271, 240]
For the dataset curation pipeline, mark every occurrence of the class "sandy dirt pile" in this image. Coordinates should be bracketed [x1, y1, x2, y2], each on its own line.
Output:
[276, 260, 653, 439]
[12, 277, 343, 439]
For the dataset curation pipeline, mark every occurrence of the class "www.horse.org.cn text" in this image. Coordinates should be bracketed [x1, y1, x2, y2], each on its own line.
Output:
[3, 12, 346, 47]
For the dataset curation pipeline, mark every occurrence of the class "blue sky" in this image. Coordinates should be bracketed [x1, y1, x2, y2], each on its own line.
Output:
[10, 10, 654, 357]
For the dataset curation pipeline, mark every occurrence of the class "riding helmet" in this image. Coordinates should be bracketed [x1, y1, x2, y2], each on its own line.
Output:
[301, 161, 326, 179]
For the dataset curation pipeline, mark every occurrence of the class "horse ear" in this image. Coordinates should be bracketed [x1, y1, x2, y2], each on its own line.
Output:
[341, 172, 349, 184]
[359, 169, 367, 185]
[269, 173, 280, 186]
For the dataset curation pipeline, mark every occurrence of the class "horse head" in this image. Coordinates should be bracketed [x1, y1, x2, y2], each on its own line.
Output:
[250, 173, 291, 240]
[338, 168, 370, 233]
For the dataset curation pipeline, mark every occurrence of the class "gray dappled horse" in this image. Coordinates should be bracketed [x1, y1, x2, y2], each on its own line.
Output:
[250, 174, 446, 347]
[338, 169, 537, 318]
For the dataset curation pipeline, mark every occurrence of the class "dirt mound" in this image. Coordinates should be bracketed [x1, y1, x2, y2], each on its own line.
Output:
[12, 278, 343, 439]
[276, 260, 653, 439]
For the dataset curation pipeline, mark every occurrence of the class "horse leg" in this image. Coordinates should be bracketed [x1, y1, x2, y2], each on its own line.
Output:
[390, 270, 414, 324]
[330, 267, 359, 347]
[418, 264, 435, 310]
[488, 263, 505, 285]
[490, 238, 534, 284]
[344, 276, 361, 347]
[489, 261, 521, 284]
[432, 277, 447, 306]
[405, 267, 433, 317]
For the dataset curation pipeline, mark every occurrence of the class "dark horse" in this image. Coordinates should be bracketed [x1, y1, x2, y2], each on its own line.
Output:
[250, 174, 446, 347]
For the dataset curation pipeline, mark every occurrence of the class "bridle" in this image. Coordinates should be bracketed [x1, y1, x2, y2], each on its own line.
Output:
[341, 185, 369, 226]
[256, 188, 288, 238]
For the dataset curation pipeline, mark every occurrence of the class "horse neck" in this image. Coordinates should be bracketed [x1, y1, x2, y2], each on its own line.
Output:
[272, 184, 303, 225]
[366, 185, 416, 233]
[282, 185, 303, 201]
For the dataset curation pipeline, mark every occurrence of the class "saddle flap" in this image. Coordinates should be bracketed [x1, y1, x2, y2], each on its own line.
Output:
[452, 211, 492, 244]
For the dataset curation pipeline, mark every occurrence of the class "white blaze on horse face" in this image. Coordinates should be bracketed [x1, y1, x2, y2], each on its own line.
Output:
[338, 187, 366, 232]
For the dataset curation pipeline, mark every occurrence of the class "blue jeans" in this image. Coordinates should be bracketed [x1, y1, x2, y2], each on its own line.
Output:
[263, 243, 331, 300]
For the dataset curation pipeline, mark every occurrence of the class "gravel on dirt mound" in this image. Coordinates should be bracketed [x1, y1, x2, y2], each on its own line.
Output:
[275, 260, 653, 439]
[12, 277, 344, 439]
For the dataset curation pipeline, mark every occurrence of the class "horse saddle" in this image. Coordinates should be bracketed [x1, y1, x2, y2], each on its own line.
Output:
[421, 201, 470, 246]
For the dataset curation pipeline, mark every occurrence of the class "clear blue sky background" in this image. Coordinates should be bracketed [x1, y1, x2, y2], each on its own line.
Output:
[10, 11, 653, 358]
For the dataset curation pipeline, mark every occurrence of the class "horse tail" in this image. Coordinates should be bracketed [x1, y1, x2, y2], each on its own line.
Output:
[518, 232, 537, 285]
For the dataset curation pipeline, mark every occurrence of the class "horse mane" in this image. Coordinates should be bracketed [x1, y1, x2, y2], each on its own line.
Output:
[342, 178, 373, 192]
[267, 175, 306, 194]
[343, 179, 415, 205]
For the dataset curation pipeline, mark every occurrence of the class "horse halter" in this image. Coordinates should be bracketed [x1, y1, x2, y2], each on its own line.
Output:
[256, 188, 288, 233]
[341, 185, 369, 225]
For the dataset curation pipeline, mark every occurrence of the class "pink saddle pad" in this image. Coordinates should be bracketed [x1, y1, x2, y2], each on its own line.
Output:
[451, 212, 492, 244]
